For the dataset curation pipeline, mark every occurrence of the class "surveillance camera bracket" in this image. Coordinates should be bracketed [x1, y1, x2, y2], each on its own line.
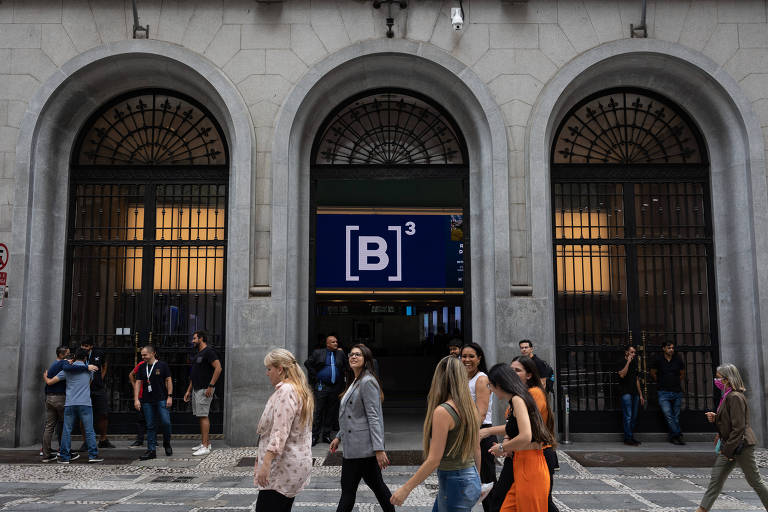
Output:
[373, 0, 408, 38]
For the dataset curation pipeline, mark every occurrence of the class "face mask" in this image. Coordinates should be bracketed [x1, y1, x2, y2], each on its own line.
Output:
[714, 378, 725, 391]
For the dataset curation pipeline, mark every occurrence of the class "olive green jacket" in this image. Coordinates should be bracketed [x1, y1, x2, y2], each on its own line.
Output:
[716, 391, 757, 458]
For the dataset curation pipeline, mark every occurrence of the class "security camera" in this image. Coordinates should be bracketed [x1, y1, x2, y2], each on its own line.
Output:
[451, 7, 463, 31]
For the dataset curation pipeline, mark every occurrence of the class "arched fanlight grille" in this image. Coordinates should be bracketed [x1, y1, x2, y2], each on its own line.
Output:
[553, 90, 705, 165]
[314, 91, 465, 165]
[77, 90, 226, 165]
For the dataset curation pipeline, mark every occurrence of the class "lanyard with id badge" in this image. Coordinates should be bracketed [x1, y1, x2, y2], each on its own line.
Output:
[145, 361, 157, 393]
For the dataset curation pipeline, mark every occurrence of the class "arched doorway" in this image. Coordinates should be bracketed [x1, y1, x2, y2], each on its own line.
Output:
[65, 89, 228, 434]
[550, 88, 718, 433]
[309, 89, 469, 409]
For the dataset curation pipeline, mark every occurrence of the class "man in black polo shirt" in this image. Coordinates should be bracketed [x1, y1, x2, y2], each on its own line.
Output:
[650, 341, 686, 445]
[618, 344, 645, 446]
[183, 331, 222, 456]
[519, 339, 554, 391]
[134, 345, 173, 460]
[79, 339, 115, 450]
[40, 345, 70, 462]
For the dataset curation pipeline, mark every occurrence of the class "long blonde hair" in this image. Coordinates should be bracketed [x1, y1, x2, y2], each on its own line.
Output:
[264, 348, 314, 427]
[423, 355, 479, 461]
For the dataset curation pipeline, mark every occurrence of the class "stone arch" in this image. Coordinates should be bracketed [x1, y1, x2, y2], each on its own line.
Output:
[8, 40, 253, 445]
[271, 40, 510, 368]
[528, 39, 768, 440]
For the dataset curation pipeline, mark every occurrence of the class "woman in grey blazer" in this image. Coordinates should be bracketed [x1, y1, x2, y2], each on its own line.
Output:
[329, 344, 394, 512]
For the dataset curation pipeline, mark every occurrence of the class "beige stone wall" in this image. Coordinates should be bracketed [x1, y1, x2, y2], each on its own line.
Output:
[1, 0, 767, 288]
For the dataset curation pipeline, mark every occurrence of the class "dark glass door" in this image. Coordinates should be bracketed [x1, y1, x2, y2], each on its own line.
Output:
[315, 299, 465, 411]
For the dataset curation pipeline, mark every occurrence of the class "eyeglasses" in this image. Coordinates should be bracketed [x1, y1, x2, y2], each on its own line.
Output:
[349, 353, 363, 358]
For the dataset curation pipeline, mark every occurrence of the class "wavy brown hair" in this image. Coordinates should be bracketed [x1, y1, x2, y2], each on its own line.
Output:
[512, 355, 556, 444]
[423, 356, 479, 462]
[264, 348, 314, 427]
[488, 363, 553, 446]
[341, 343, 384, 401]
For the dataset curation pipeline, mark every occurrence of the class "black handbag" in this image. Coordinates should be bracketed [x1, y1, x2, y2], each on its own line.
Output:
[732, 393, 748, 456]
[733, 437, 745, 456]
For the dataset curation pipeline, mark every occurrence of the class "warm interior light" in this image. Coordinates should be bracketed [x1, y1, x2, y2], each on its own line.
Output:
[555, 211, 610, 293]
[125, 207, 225, 291]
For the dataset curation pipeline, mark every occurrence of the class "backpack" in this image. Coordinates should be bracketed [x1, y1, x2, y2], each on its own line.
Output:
[544, 362, 555, 394]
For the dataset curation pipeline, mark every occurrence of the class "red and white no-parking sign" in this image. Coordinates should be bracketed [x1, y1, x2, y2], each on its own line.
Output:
[0, 243, 7, 308]
[0, 243, 7, 271]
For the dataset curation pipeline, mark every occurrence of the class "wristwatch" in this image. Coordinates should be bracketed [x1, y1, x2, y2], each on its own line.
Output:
[496, 444, 504, 454]
[207, 384, 215, 388]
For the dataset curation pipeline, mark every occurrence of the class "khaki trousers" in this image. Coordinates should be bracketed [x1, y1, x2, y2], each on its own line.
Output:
[42, 394, 66, 458]
[700, 445, 768, 510]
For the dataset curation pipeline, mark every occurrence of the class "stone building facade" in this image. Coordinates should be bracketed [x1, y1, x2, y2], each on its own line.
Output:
[1, 0, 768, 446]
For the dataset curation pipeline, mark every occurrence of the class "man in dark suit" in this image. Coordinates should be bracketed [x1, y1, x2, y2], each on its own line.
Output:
[305, 334, 347, 446]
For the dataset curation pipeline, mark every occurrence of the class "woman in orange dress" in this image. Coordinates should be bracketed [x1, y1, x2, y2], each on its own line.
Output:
[487, 363, 553, 512]
[511, 356, 559, 512]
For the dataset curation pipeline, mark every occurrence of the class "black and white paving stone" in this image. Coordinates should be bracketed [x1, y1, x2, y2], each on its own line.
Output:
[0, 447, 764, 511]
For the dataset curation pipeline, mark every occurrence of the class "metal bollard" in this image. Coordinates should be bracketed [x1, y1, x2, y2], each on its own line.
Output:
[561, 386, 572, 444]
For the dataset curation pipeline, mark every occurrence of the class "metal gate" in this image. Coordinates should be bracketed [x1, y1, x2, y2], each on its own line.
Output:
[551, 89, 718, 433]
[64, 90, 228, 434]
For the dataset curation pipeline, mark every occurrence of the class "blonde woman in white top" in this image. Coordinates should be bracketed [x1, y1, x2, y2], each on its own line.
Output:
[461, 342, 496, 512]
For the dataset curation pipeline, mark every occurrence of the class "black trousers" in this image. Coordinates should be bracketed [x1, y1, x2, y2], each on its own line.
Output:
[135, 408, 146, 442]
[255, 489, 295, 512]
[337, 456, 395, 512]
[312, 384, 343, 439]
[489, 447, 559, 512]
[479, 425, 498, 512]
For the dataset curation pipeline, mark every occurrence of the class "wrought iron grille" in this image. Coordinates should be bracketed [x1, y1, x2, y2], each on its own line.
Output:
[553, 90, 703, 165]
[551, 89, 717, 433]
[313, 91, 466, 165]
[77, 91, 226, 165]
[65, 90, 228, 434]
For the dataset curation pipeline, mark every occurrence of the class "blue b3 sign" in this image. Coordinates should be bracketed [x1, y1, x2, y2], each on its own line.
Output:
[316, 211, 464, 291]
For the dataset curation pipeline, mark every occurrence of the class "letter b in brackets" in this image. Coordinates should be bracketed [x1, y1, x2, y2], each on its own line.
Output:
[345, 225, 402, 282]
[358, 236, 389, 270]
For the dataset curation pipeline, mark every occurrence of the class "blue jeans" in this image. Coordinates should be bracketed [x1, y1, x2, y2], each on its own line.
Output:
[432, 466, 481, 512]
[142, 401, 172, 451]
[621, 393, 640, 441]
[60, 405, 98, 460]
[657, 390, 682, 439]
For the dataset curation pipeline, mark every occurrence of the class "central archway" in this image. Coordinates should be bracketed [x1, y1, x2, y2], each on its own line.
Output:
[272, 42, 511, 378]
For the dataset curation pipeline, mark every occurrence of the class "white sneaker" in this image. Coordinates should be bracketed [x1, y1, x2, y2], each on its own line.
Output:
[192, 445, 211, 456]
[191, 444, 203, 451]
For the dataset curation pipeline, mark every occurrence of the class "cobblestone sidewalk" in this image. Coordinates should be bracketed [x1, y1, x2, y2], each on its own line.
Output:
[0, 447, 764, 511]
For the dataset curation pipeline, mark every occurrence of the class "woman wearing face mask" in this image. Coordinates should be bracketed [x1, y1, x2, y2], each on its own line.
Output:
[461, 343, 496, 512]
[254, 349, 314, 512]
[696, 364, 768, 512]
[329, 344, 394, 512]
[486, 363, 553, 512]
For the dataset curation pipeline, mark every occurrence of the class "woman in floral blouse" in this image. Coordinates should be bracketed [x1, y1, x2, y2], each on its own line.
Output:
[255, 349, 315, 511]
